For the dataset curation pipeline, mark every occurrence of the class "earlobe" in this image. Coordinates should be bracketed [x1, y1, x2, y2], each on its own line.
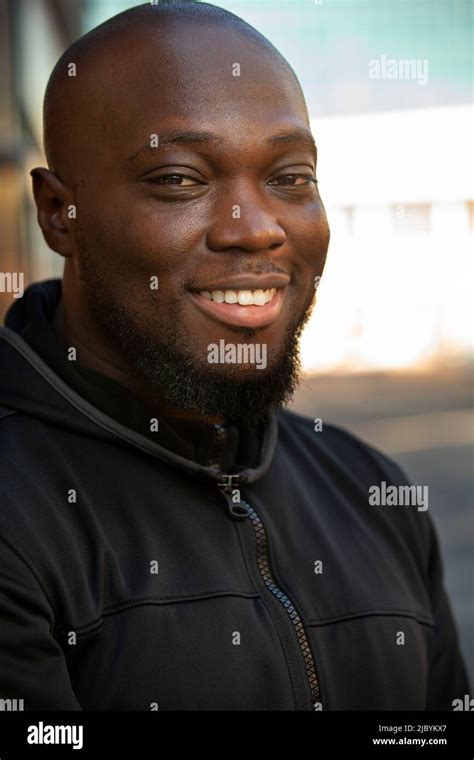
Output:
[30, 167, 72, 258]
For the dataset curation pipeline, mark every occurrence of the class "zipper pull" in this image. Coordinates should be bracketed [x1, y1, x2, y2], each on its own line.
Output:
[217, 474, 251, 520]
[217, 473, 241, 492]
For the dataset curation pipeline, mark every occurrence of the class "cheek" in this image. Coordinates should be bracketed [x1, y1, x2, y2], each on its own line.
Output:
[291, 213, 330, 285]
[279, 231, 328, 313]
[307, 206, 331, 257]
[142, 195, 206, 246]
[122, 203, 207, 289]
[75, 203, 187, 296]
[73, 219, 156, 323]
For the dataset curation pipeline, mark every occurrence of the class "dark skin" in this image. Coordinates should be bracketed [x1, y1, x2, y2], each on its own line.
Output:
[32, 20, 330, 424]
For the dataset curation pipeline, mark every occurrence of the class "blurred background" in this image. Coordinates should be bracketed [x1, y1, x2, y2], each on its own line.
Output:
[0, 0, 472, 684]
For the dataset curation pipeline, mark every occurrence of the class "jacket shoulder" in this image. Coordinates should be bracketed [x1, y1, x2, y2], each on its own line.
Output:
[277, 407, 407, 483]
[276, 407, 436, 573]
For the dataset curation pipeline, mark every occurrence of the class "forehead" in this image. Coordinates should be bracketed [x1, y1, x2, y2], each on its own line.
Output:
[81, 21, 309, 169]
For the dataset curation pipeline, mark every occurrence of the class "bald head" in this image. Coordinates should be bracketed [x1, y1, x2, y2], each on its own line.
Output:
[43, 0, 303, 182]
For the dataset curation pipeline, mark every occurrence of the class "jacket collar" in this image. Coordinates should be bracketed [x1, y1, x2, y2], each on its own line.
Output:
[0, 280, 278, 485]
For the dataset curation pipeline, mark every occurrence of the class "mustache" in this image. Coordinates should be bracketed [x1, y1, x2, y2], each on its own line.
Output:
[194, 260, 291, 281]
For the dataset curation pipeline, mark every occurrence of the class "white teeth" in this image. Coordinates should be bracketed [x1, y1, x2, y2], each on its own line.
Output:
[237, 290, 253, 305]
[200, 287, 277, 306]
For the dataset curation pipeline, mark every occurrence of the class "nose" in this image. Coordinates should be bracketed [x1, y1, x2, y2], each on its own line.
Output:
[206, 181, 286, 254]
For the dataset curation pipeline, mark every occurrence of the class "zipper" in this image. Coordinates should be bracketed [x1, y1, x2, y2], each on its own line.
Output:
[217, 473, 321, 711]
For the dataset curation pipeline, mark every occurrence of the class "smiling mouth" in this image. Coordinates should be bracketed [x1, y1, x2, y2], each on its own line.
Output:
[189, 286, 287, 329]
[200, 287, 277, 306]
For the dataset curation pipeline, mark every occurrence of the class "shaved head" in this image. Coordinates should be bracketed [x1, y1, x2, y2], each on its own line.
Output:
[43, 0, 303, 183]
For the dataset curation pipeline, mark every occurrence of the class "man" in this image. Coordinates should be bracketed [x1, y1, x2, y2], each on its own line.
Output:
[0, 0, 468, 710]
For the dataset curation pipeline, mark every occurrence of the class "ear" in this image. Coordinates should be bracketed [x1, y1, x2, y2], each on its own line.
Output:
[30, 167, 73, 257]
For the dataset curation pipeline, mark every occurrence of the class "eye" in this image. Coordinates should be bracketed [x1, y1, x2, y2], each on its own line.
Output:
[147, 174, 201, 186]
[268, 173, 318, 187]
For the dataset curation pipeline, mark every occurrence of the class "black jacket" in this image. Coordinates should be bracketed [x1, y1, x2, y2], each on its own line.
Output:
[0, 280, 468, 711]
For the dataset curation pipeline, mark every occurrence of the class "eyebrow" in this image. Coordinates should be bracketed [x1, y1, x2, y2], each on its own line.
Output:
[126, 128, 317, 163]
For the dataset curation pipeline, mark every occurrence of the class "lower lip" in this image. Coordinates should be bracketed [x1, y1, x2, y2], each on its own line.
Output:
[189, 287, 287, 329]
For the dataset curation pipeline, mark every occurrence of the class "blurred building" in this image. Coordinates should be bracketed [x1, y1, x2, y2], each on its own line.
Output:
[301, 105, 473, 372]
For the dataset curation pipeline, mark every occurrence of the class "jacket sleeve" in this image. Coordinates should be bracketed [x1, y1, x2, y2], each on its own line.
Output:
[424, 515, 471, 709]
[357, 435, 471, 710]
[0, 535, 82, 710]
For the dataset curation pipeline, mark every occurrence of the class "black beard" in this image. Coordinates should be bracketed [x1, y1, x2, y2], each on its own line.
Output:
[91, 300, 313, 425]
[78, 253, 315, 424]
